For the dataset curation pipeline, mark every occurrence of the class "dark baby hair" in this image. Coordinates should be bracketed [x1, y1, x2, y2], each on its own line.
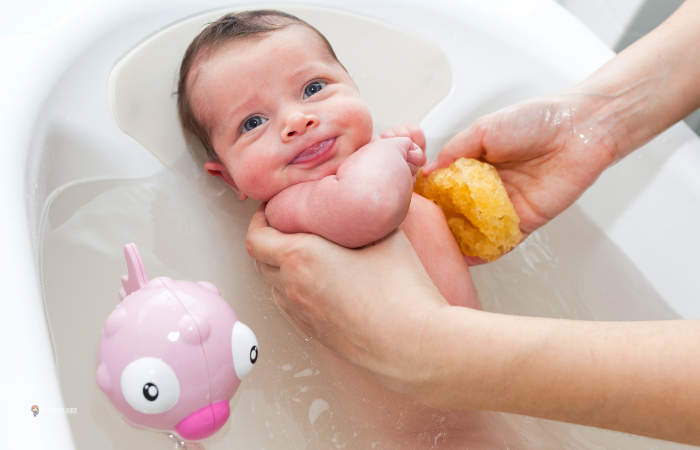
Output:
[177, 10, 340, 161]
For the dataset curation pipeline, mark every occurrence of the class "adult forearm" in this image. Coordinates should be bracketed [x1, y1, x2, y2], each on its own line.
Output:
[569, 0, 700, 161]
[249, 205, 700, 444]
[418, 307, 700, 445]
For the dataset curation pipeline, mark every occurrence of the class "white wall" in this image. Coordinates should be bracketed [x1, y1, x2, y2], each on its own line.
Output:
[556, 0, 645, 48]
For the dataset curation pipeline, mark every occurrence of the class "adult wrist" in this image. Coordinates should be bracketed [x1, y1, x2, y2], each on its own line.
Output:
[349, 282, 452, 400]
[574, 76, 666, 162]
[410, 305, 499, 410]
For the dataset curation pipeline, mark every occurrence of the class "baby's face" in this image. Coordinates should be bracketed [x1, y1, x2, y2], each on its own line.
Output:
[192, 26, 373, 202]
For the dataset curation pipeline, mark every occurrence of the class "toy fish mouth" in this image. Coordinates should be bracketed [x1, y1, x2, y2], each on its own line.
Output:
[291, 137, 336, 164]
[175, 401, 230, 441]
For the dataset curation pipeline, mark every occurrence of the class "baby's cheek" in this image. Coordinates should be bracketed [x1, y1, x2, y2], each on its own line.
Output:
[239, 161, 293, 203]
[344, 99, 373, 145]
[232, 165, 268, 201]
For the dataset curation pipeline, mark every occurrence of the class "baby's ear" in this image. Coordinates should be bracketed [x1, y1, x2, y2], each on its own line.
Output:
[204, 161, 248, 201]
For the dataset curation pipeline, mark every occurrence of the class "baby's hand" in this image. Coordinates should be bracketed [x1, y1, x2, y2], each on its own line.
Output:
[364, 136, 422, 176]
[373, 123, 427, 167]
[405, 141, 423, 176]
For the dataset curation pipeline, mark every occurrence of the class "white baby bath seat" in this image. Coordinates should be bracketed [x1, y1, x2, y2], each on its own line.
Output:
[4, 1, 700, 449]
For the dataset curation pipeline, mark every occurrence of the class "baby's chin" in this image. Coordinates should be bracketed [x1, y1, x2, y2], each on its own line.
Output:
[250, 137, 364, 201]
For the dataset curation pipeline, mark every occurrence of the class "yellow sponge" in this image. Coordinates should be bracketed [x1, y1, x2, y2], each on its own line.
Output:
[415, 158, 521, 261]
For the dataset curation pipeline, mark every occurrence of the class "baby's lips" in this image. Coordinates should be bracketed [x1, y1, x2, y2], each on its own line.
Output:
[291, 137, 335, 164]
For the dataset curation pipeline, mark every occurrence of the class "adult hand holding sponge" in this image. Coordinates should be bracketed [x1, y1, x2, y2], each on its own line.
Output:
[415, 157, 521, 262]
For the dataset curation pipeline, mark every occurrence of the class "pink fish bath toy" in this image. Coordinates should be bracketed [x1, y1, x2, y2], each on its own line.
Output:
[96, 243, 258, 443]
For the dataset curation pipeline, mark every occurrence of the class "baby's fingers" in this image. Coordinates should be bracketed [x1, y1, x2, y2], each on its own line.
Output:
[377, 123, 426, 150]
[379, 129, 397, 139]
[406, 143, 423, 175]
[404, 123, 426, 151]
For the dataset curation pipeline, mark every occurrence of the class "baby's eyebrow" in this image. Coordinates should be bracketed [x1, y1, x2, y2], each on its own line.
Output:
[216, 95, 261, 139]
[287, 61, 333, 83]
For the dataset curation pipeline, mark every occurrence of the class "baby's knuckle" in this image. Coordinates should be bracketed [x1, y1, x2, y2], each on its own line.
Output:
[396, 136, 412, 146]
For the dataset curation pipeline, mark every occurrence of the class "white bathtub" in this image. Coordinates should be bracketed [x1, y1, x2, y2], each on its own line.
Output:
[3, 0, 700, 448]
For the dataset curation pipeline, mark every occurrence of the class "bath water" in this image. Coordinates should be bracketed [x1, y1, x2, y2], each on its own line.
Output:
[39, 169, 692, 449]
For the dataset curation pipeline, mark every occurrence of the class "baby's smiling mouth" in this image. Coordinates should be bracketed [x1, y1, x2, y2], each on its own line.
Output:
[291, 138, 336, 164]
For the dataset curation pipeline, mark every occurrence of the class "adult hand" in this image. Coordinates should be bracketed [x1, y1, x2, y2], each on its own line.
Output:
[423, 91, 618, 241]
[247, 204, 700, 447]
[246, 204, 450, 397]
[424, 0, 700, 244]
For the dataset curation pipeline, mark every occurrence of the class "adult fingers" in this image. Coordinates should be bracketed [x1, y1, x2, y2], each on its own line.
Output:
[423, 120, 487, 175]
[255, 257, 281, 289]
[246, 204, 294, 267]
[255, 249, 319, 340]
[270, 285, 316, 339]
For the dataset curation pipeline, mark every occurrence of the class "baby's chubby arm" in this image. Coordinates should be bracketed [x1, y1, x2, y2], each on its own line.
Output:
[266, 137, 423, 248]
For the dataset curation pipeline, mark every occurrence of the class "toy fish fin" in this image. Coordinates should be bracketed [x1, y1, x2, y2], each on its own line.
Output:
[120, 243, 149, 300]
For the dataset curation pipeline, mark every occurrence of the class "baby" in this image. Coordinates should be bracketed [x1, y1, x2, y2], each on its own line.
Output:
[177, 10, 478, 309]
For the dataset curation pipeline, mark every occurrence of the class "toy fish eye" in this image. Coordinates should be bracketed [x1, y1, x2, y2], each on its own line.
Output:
[143, 382, 158, 401]
[231, 321, 258, 380]
[121, 357, 180, 414]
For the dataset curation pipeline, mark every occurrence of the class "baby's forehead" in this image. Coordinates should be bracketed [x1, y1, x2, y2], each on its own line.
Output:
[213, 25, 336, 66]
[191, 25, 340, 119]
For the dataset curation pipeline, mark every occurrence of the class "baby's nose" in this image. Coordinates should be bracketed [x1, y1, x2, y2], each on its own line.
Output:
[281, 112, 318, 140]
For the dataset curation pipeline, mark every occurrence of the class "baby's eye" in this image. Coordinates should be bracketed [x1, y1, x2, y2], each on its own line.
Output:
[303, 81, 326, 99]
[242, 116, 267, 133]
